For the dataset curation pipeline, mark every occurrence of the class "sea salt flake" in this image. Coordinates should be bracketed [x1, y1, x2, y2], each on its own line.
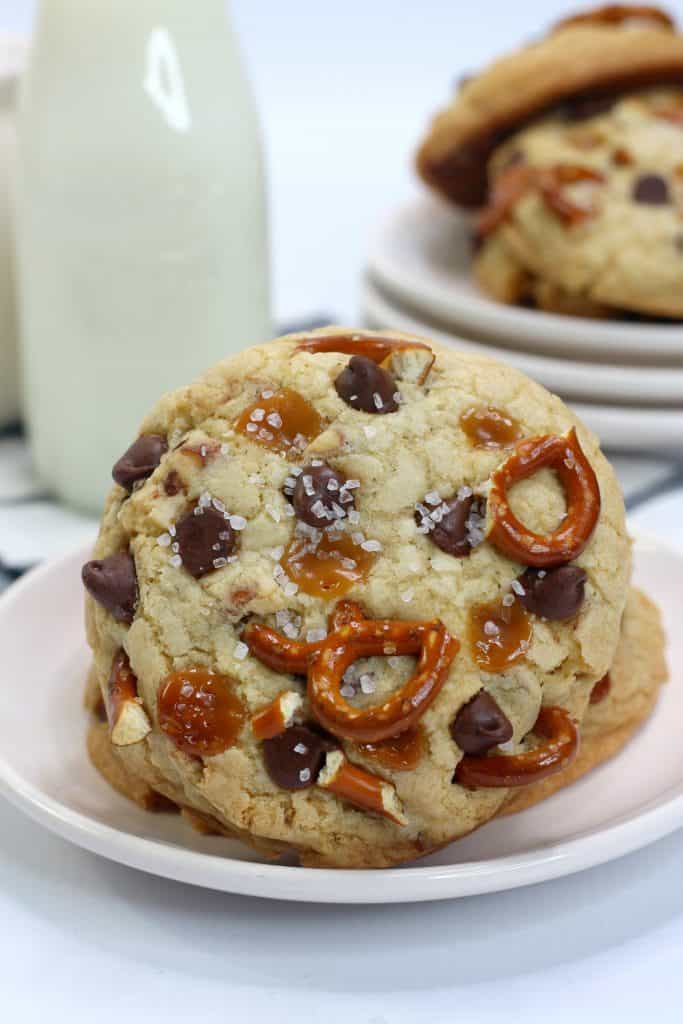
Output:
[266, 505, 281, 523]
[483, 620, 499, 637]
[361, 539, 381, 552]
[511, 579, 526, 596]
[169, 554, 182, 568]
[250, 408, 265, 422]
[359, 674, 375, 694]
[266, 411, 283, 429]
[233, 641, 249, 661]
[294, 743, 309, 756]
[340, 684, 356, 699]
[326, 478, 339, 491]
[344, 479, 360, 490]
[425, 491, 441, 506]
[306, 627, 327, 643]
[212, 557, 228, 569]
[348, 510, 361, 524]
[261, 389, 274, 399]
[401, 588, 414, 603]
[157, 532, 172, 547]
[298, 768, 312, 783]
[229, 515, 247, 530]
[372, 392, 383, 410]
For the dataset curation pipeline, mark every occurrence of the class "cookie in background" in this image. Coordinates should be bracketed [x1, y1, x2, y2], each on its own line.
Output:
[417, 4, 683, 319]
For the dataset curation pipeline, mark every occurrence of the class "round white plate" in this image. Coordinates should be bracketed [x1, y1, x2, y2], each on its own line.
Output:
[363, 279, 683, 454]
[0, 533, 679, 903]
[368, 196, 683, 364]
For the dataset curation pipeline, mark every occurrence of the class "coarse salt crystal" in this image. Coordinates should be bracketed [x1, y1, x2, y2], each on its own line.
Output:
[359, 674, 375, 694]
[212, 557, 228, 569]
[306, 627, 327, 643]
[283, 581, 299, 597]
[267, 411, 283, 429]
[340, 684, 356, 699]
[229, 514, 247, 530]
[294, 743, 308, 756]
[299, 768, 312, 783]
[372, 392, 383, 410]
[261, 389, 274, 399]
[169, 554, 182, 568]
[511, 579, 526, 596]
[502, 593, 515, 606]
[483, 620, 499, 637]
[283, 622, 299, 638]
[326, 478, 339, 491]
[424, 491, 441, 506]
[234, 641, 249, 660]
[347, 509, 360, 524]
[361, 539, 381, 552]
[268, 546, 284, 561]
[266, 505, 281, 523]
[401, 588, 414, 603]
[157, 532, 172, 547]
[246, 422, 258, 433]
[345, 479, 360, 490]
[250, 408, 265, 422]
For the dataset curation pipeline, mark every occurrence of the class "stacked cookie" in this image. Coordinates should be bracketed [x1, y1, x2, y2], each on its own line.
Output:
[82, 329, 666, 868]
[417, 4, 683, 318]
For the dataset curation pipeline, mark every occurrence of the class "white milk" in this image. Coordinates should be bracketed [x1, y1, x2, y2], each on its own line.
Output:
[0, 37, 25, 428]
[15, 1, 271, 512]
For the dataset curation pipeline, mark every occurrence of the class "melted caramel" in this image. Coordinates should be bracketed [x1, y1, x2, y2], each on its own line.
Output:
[235, 388, 323, 456]
[469, 599, 532, 673]
[281, 530, 376, 598]
[358, 728, 424, 771]
[158, 667, 246, 758]
[589, 672, 611, 705]
[460, 405, 522, 450]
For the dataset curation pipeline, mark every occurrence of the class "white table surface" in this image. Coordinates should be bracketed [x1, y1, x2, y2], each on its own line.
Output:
[4, 1, 683, 1020]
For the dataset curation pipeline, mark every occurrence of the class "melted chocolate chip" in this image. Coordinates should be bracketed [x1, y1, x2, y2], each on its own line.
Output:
[112, 434, 168, 491]
[557, 94, 615, 122]
[286, 462, 354, 527]
[633, 174, 670, 205]
[450, 691, 513, 756]
[174, 505, 236, 578]
[334, 355, 398, 414]
[415, 494, 485, 557]
[82, 551, 138, 624]
[262, 725, 336, 790]
[515, 565, 587, 621]
[163, 470, 184, 496]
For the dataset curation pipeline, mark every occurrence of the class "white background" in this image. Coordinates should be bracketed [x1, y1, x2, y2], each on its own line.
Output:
[3, 2, 683, 1021]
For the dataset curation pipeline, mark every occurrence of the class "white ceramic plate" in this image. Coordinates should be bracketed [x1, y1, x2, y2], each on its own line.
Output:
[368, 196, 683, 364]
[0, 533, 679, 903]
[363, 279, 683, 454]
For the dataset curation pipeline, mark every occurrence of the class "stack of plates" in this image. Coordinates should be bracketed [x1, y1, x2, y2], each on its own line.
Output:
[365, 196, 683, 455]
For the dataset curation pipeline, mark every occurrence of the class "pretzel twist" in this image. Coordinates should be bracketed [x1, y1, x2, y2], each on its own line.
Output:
[487, 427, 601, 567]
[454, 706, 579, 788]
[245, 601, 459, 744]
[555, 5, 674, 30]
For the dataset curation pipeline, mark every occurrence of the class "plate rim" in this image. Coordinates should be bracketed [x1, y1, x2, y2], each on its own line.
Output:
[0, 533, 680, 904]
[368, 196, 683, 364]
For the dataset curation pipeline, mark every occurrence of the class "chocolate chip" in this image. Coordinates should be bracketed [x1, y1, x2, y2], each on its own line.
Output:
[334, 355, 398, 414]
[558, 94, 615, 122]
[515, 565, 587, 620]
[285, 462, 354, 527]
[262, 725, 336, 790]
[415, 494, 485, 557]
[174, 505, 236, 578]
[112, 434, 168, 491]
[163, 470, 183, 496]
[633, 174, 670, 205]
[450, 691, 513, 756]
[82, 551, 138, 624]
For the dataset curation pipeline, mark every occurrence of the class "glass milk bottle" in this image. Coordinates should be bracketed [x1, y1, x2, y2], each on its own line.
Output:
[15, 0, 270, 513]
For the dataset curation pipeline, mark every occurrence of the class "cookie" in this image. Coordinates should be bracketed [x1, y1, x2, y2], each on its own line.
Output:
[416, 5, 683, 207]
[82, 327, 630, 868]
[476, 87, 683, 317]
[502, 586, 667, 814]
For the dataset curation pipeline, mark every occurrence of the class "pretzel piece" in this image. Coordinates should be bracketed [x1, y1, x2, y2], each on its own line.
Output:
[487, 427, 601, 567]
[296, 333, 431, 364]
[106, 650, 152, 747]
[251, 690, 304, 740]
[317, 750, 407, 825]
[309, 615, 459, 743]
[454, 706, 579, 788]
[243, 600, 366, 675]
[555, 4, 674, 31]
